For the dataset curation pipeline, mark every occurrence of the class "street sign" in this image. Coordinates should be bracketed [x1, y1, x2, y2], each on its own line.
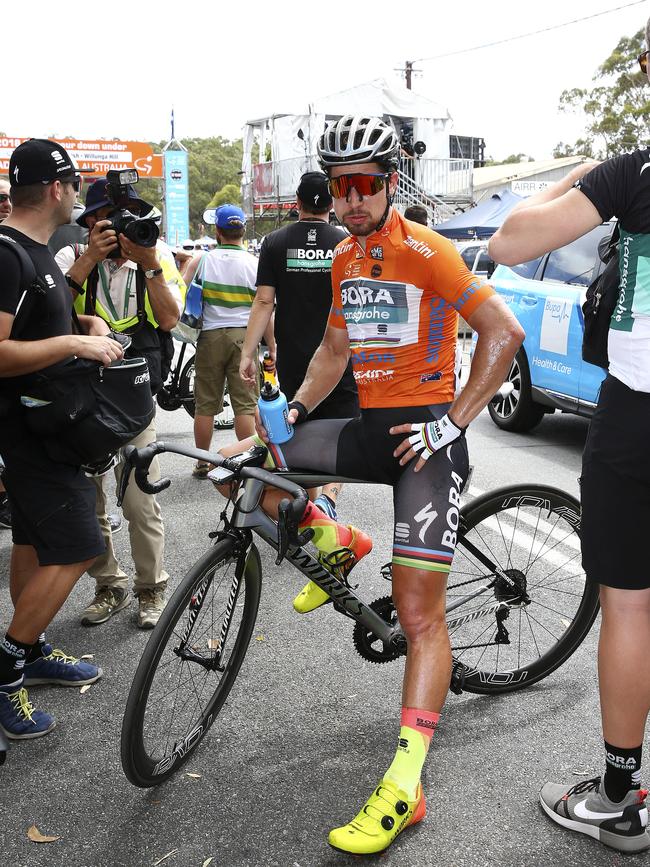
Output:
[164, 150, 190, 247]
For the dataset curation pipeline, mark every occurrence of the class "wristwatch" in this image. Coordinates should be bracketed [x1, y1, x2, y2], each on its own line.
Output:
[144, 267, 163, 279]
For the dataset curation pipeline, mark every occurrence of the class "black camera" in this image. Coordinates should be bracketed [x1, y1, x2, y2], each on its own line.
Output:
[104, 169, 159, 258]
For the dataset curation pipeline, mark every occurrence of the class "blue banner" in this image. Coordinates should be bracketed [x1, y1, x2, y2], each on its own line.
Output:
[164, 149, 189, 247]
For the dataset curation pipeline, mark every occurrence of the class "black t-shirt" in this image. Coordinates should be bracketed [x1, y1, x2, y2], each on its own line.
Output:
[576, 148, 650, 231]
[0, 227, 73, 446]
[256, 220, 357, 405]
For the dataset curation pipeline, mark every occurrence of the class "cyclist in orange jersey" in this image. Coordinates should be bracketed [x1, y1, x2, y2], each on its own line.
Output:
[221, 115, 524, 854]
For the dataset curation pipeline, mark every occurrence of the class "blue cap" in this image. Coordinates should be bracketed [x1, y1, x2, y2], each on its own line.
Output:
[215, 204, 246, 229]
[76, 178, 150, 226]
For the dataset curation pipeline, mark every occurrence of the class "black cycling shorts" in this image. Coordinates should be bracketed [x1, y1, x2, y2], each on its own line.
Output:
[1, 437, 105, 567]
[581, 374, 650, 590]
[260, 405, 469, 575]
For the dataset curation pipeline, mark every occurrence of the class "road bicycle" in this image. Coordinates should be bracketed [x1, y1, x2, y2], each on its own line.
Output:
[119, 441, 599, 787]
[156, 338, 234, 430]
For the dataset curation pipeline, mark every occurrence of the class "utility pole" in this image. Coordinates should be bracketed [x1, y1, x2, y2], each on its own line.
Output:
[394, 60, 420, 89]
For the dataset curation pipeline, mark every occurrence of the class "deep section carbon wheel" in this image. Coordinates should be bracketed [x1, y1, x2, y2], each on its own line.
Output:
[121, 539, 261, 786]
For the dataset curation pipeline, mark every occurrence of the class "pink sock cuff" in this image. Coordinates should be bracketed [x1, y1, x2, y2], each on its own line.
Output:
[401, 707, 440, 740]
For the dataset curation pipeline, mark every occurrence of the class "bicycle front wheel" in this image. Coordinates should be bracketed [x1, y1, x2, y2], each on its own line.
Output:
[121, 538, 261, 786]
[449, 484, 598, 695]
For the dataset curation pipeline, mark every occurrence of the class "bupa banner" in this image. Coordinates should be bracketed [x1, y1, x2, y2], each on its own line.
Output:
[164, 150, 190, 247]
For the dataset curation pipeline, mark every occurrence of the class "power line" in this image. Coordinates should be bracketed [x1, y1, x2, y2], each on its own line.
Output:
[412, 2, 646, 64]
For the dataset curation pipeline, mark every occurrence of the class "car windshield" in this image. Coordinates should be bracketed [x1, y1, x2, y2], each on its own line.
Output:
[541, 224, 613, 286]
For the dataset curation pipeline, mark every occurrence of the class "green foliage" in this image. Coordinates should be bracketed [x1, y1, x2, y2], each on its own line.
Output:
[208, 183, 241, 208]
[484, 153, 535, 166]
[556, 28, 650, 158]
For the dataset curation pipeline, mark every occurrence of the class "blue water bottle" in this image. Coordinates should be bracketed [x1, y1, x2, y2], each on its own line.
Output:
[258, 381, 294, 444]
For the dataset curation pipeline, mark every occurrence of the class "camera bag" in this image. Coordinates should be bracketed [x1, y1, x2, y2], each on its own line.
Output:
[2, 236, 154, 467]
[582, 223, 619, 370]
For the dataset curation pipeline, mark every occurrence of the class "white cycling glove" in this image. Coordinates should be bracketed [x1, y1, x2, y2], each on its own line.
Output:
[408, 414, 465, 461]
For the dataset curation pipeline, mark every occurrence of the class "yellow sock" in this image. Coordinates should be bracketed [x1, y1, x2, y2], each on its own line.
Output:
[384, 708, 440, 799]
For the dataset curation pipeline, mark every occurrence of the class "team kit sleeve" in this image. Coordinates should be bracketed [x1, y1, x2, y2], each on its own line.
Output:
[429, 233, 495, 319]
[326, 251, 348, 331]
[255, 236, 275, 288]
[576, 155, 628, 223]
[0, 247, 26, 316]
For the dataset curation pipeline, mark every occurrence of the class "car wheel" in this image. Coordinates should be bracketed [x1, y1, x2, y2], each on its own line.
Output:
[488, 349, 546, 432]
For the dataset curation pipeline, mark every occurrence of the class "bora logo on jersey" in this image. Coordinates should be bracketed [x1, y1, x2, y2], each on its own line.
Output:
[340, 279, 409, 325]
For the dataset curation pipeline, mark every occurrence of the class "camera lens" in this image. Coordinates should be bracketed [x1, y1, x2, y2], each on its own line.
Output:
[123, 218, 159, 249]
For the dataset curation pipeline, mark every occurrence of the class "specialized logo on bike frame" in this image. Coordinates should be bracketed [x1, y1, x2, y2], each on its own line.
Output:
[340, 278, 409, 327]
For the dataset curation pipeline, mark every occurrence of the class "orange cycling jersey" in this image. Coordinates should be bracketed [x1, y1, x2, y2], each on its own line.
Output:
[327, 209, 494, 408]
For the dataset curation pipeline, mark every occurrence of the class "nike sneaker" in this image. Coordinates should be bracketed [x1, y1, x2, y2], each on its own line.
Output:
[328, 777, 426, 855]
[293, 525, 372, 614]
[540, 776, 650, 853]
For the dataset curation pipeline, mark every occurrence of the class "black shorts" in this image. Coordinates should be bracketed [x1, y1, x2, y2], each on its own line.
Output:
[1, 437, 105, 566]
[581, 374, 650, 589]
[261, 405, 469, 575]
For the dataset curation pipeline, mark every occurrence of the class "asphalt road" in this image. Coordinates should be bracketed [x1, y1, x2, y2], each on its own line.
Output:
[0, 404, 642, 867]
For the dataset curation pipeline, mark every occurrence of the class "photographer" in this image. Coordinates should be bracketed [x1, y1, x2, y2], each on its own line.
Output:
[56, 177, 185, 630]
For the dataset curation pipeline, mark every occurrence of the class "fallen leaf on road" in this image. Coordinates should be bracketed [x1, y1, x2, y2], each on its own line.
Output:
[152, 850, 178, 866]
[255, 635, 265, 641]
[207, 639, 220, 650]
[27, 825, 60, 843]
[186, 772, 202, 778]
[79, 684, 92, 694]
[202, 859, 213, 867]
[80, 654, 94, 660]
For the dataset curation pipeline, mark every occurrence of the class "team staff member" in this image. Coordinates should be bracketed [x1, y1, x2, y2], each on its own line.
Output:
[57, 179, 184, 630]
[489, 18, 650, 855]
[240, 171, 358, 608]
[183, 205, 275, 476]
[0, 140, 119, 740]
[0, 175, 13, 530]
[221, 116, 523, 854]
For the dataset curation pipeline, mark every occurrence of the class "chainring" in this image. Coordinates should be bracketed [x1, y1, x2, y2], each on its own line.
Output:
[352, 595, 406, 664]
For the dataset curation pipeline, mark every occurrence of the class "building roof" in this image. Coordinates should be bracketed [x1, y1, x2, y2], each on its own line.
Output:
[473, 156, 588, 191]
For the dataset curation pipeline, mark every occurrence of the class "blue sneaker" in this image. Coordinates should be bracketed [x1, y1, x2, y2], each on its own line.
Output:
[0, 678, 56, 739]
[23, 645, 102, 687]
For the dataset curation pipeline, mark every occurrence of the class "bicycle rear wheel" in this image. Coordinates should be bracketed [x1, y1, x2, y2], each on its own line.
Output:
[449, 484, 598, 695]
[179, 355, 196, 418]
[121, 538, 261, 786]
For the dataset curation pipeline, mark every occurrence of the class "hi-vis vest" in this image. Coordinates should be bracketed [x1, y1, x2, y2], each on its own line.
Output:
[73, 253, 185, 332]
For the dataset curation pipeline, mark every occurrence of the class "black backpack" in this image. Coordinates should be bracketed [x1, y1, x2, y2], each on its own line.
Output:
[581, 223, 619, 370]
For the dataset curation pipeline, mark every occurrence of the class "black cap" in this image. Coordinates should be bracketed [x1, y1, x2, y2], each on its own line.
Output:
[9, 139, 87, 187]
[296, 171, 332, 210]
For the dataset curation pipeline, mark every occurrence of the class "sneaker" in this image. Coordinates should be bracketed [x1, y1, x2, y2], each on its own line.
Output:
[0, 495, 11, 529]
[81, 586, 131, 626]
[0, 678, 55, 739]
[23, 645, 102, 687]
[135, 587, 166, 629]
[293, 525, 373, 614]
[192, 461, 211, 479]
[540, 776, 650, 854]
[108, 513, 122, 534]
[328, 778, 426, 855]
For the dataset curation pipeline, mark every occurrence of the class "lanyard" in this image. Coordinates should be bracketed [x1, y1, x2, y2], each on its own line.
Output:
[98, 264, 135, 320]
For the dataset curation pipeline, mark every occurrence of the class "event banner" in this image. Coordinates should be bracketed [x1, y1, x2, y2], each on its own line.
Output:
[164, 150, 190, 247]
[0, 137, 164, 178]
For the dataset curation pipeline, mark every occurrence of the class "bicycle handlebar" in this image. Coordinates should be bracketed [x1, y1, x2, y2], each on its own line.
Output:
[117, 441, 311, 562]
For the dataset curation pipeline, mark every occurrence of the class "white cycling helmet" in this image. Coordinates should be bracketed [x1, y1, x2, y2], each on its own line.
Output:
[317, 115, 400, 171]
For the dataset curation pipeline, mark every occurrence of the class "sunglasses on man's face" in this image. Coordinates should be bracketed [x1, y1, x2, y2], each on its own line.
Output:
[0, 194, 10, 203]
[328, 173, 390, 200]
[638, 49, 649, 73]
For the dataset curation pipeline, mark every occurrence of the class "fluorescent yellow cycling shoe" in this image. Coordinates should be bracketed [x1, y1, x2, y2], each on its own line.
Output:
[292, 526, 373, 614]
[328, 778, 426, 855]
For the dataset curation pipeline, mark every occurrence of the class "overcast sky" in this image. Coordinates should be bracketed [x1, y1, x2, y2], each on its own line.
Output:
[2, 0, 646, 161]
